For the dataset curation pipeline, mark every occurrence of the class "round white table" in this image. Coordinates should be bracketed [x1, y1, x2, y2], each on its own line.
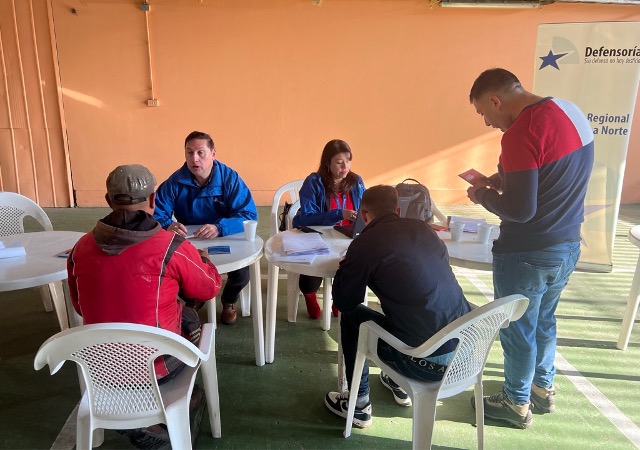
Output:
[0, 231, 85, 330]
[188, 233, 265, 366]
[617, 225, 640, 350]
[436, 228, 499, 271]
[264, 226, 351, 363]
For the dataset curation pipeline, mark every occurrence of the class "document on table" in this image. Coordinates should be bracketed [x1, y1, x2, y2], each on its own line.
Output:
[447, 216, 487, 233]
[0, 241, 26, 259]
[281, 230, 330, 256]
[270, 254, 318, 265]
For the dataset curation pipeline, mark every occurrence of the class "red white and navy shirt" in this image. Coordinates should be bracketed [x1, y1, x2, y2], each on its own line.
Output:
[476, 97, 594, 253]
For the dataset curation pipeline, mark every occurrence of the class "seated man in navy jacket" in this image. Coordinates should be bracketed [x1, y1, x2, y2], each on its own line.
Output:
[154, 131, 258, 325]
[324, 185, 471, 428]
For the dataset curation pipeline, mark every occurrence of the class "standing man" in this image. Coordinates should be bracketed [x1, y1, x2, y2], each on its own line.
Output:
[467, 68, 594, 429]
[154, 131, 258, 325]
[324, 185, 471, 428]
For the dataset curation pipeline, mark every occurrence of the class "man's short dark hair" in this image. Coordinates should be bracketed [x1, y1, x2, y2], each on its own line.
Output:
[469, 68, 521, 103]
[361, 185, 398, 218]
[185, 131, 214, 149]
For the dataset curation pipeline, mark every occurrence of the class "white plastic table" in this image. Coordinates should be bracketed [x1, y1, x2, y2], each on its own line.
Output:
[436, 228, 500, 271]
[264, 226, 350, 364]
[0, 231, 85, 329]
[617, 225, 640, 350]
[189, 233, 265, 366]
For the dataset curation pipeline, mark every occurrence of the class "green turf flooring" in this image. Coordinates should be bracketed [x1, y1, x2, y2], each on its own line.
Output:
[1, 205, 639, 449]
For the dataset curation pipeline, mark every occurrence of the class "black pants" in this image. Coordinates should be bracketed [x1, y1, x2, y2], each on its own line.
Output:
[221, 267, 250, 303]
[341, 304, 447, 397]
[299, 274, 322, 294]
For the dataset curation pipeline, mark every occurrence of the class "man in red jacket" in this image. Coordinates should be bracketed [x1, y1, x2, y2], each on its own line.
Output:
[67, 164, 222, 447]
[68, 163, 222, 381]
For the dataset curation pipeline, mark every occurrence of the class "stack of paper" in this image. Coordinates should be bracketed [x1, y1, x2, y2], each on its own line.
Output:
[448, 216, 487, 233]
[281, 231, 330, 256]
[0, 241, 26, 259]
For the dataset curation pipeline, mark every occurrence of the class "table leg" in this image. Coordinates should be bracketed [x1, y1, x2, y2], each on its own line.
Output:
[250, 260, 265, 366]
[617, 253, 640, 350]
[265, 263, 279, 364]
[240, 284, 251, 317]
[322, 278, 332, 331]
[287, 272, 300, 322]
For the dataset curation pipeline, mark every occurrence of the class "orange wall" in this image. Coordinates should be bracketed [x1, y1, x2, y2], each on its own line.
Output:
[50, 0, 640, 206]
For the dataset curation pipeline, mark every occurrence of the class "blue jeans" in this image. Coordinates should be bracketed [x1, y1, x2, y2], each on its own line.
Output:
[493, 241, 580, 405]
[340, 305, 451, 398]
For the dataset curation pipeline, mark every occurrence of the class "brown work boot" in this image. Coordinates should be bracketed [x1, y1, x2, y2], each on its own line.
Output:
[221, 303, 237, 325]
[530, 384, 556, 413]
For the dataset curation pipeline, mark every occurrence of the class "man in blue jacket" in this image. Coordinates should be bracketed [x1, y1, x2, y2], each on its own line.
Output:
[154, 131, 258, 325]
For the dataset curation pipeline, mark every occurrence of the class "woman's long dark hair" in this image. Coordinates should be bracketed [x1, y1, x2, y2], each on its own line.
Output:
[317, 139, 360, 194]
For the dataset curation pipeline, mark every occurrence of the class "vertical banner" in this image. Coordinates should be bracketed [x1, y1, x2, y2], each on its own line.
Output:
[534, 22, 640, 273]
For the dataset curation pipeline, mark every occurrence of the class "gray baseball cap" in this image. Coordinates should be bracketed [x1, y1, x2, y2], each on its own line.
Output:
[106, 164, 157, 205]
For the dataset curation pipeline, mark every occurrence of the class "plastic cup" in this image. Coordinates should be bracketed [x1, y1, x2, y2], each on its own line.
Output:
[243, 220, 258, 241]
[478, 224, 494, 244]
[450, 221, 465, 242]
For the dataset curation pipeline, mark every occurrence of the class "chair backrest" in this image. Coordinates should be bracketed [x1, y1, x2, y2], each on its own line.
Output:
[430, 198, 448, 226]
[411, 295, 528, 397]
[288, 200, 301, 230]
[0, 192, 53, 236]
[270, 180, 304, 236]
[34, 323, 205, 421]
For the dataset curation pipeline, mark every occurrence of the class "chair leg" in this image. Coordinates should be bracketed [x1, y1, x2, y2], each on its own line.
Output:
[76, 396, 93, 449]
[201, 355, 222, 438]
[92, 428, 105, 447]
[344, 347, 368, 438]
[411, 390, 438, 450]
[165, 407, 193, 450]
[286, 273, 300, 322]
[240, 284, 251, 317]
[474, 382, 485, 450]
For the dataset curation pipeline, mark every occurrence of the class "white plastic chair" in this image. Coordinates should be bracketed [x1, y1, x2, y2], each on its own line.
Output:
[267, 181, 307, 320]
[0, 191, 68, 330]
[269, 180, 304, 236]
[430, 198, 448, 226]
[617, 224, 640, 350]
[344, 294, 529, 450]
[34, 322, 221, 449]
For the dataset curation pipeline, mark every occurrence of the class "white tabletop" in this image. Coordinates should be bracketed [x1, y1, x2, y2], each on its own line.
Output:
[187, 233, 264, 273]
[0, 231, 85, 291]
[264, 226, 351, 277]
[436, 228, 499, 271]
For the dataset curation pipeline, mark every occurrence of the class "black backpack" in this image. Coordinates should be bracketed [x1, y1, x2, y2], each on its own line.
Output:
[395, 178, 433, 222]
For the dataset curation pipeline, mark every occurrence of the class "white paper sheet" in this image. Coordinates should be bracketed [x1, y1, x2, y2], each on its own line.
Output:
[281, 230, 330, 256]
[0, 241, 26, 259]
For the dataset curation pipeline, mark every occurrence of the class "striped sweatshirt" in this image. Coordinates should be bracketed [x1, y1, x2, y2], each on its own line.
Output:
[476, 97, 594, 253]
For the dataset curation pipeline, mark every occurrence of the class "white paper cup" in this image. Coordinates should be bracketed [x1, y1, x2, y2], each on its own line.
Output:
[478, 224, 494, 244]
[450, 221, 465, 242]
[243, 220, 258, 241]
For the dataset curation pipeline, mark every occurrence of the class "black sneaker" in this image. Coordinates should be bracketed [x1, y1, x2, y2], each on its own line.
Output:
[530, 384, 556, 414]
[380, 372, 411, 406]
[325, 391, 372, 428]
[472, 390, 532, 429]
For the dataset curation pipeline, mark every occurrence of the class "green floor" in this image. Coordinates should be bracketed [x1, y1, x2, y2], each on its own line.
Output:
[1, 205, 639, 449]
